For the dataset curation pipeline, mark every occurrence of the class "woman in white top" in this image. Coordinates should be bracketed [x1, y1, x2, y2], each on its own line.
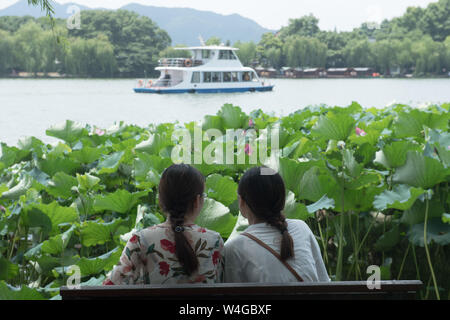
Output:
[224, 167, 330, 283]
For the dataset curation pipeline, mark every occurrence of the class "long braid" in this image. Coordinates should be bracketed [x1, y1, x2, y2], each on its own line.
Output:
[168, 211, 199, 276]
[158, 164, 204, 276]
[238, 167, 295, 261]
[266, 213, 294, 261]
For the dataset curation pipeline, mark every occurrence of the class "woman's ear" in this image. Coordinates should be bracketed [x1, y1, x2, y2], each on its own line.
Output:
[238, 196, 248, 218]
[193, 194, 203, 211]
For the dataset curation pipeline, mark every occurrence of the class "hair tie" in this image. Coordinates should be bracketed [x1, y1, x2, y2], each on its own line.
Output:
[280, 227, 288, 233]
[174, 226, 185, 233]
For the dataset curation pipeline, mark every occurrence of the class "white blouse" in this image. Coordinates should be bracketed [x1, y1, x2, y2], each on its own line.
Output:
[224, 219, 330, 283]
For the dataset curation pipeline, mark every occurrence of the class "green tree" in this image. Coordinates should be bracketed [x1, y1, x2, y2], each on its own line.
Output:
[205, 37, 221, 45]
[0, 30, 15, 75]
[279, 14, 320, 38]
[233, 41, 257, 66]
[69, 10, 171, 77]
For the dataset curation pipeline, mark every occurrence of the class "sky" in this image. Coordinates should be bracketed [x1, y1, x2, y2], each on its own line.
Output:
[0, 0, 438, 31]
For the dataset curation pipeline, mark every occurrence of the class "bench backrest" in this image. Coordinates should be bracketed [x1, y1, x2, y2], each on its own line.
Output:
[60, 280, 423, 300]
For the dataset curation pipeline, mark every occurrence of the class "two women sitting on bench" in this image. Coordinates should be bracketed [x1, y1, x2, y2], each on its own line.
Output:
[103, 164, 329, 285]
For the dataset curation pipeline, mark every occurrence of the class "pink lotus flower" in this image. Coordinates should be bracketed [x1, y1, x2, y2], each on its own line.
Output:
[245, 143, 253, 156]
[249, 119, 255, 127]
[356, 127, 367, 137]
[95, 128, 105, 136]
[0, 205, 5, 212]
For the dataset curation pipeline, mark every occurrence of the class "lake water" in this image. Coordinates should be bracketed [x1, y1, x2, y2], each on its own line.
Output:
[0, 78, 449, 146]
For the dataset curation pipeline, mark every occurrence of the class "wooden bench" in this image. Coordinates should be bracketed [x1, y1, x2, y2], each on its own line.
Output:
[60, 280, 422, 300]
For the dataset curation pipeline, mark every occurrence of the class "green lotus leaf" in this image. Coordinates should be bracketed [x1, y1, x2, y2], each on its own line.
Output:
[0, 143, 30, 167]
[425, 129, 450, 168]
[76, 173, 101, 192]
[0, 184, 8, 197]
[93, 189, 148, 214]
[37, 156, 79, 177]
[373, 184, 425, 211]
[299, 167, 334, 202]
[443, 213, 450, 224]
[202, 115, 224, 132]
[278, 157, 326, 196]
[205, 174, 238, 207]
[41, 225, 76, 255]
[80, 218, 126, 247]
[195, 198, 237, 239]
[17, 136, 45, 158]
[393, 151, 447, 189]
[47, 172, 78, 198]
[284, 191, 310, 220]
[342, 149, 363, 178]
[306, 195, 335, 214]
[401, 198, 445, 226]
[1, 174, 33, 200]
[22, 207, 53, 236]
[394, 109, 449, 139]
[97, 151, 125, 175]
[80, 275, 106, 286]
[217, 104, 249, 129]
[346, 171, 382, 190]
[0, 281, 45, 300]
[46, 120, 87, 145]
[312, 112, 356, 141]
[227, 213, 249, 240]
[374, 141, 421, 169]
[0, 257, 19, 281]
[374, 224, 400, 252]
[26, 202, 79, 235]
[70, 146, 106, 164]
[135, 132, 172, 155]
[134, 152, 172, 182]
[330, 185, 383, 212]
[407, 218, 450, 247]
[75, 247, 122, 277]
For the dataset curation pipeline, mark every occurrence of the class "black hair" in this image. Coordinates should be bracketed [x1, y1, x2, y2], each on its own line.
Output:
[158, 164, 205, 275]
[238, 166, 294, 260]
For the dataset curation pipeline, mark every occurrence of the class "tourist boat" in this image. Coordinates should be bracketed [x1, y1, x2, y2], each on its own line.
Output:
[134, 45, 274, 94]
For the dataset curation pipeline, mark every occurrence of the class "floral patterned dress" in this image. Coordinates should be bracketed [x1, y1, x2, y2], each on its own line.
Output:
[103, 223, 224, 285]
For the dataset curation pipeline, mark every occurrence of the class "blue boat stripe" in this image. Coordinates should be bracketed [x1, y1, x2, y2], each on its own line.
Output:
[134, 86, 274, 94]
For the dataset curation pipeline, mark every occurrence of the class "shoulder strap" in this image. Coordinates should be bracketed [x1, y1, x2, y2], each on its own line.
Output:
[241, 232, 304, 282]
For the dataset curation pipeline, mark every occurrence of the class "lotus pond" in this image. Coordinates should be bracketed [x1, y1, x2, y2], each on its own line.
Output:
[0, 102, 449, 300]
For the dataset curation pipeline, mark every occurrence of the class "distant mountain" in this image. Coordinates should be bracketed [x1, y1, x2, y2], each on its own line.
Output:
[0, 0, 273, 45]
[0, 0, 93, 19]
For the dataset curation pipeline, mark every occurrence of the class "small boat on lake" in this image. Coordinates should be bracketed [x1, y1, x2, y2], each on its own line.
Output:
[134, 45, 274, 94]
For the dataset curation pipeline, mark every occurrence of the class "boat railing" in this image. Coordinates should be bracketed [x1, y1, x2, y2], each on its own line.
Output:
[158, 58, 203, 67]
[152, 79, 184, 87]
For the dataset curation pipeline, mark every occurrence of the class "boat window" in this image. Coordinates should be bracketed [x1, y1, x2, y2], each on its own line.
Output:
[212, 72, 222, 82]
[223, 72, 232, 82]
[231, 72, 239, 82]
[219, 50, 229, 59]
[203, 72, 211, 82]
[202, 50, 211, 59]
[219, 50, 236, 60]
[252, 71, 259, 82]
[242, 71, 252, 82]
[191, 72, 200, 83]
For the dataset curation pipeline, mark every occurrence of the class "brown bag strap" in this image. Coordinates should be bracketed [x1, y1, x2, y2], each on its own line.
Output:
[241, 232, 304, 282]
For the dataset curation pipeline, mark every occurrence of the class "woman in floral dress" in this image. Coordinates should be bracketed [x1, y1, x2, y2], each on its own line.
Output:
[103, 164, 224, 285]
